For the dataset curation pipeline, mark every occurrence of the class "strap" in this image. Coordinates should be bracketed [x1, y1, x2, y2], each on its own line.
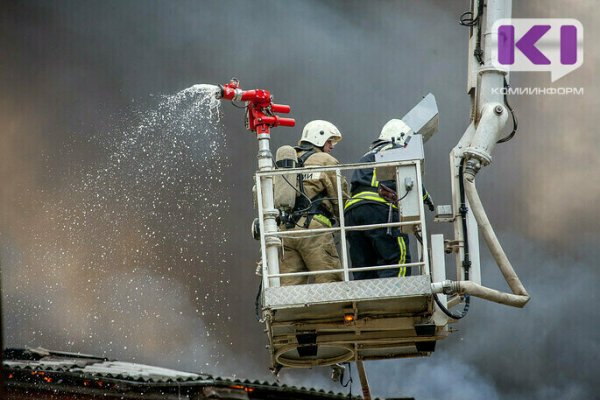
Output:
[305, 192, 333, 218]
[298, 213, 332, 229]
[344, 191, 397, 211]
[312, 214, 333, 227]
[297, 149, 317, 166]
[293, 149, 326, 213]
[276, 159, 295, 168]
[292, 149, 317, 212]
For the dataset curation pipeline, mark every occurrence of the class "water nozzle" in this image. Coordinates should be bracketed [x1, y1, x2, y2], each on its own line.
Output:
[217, 78, 296, 133]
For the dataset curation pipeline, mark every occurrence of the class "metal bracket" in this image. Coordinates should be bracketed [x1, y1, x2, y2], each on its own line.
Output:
[444, 239, 462, 254]
[434, 204, 454, 223]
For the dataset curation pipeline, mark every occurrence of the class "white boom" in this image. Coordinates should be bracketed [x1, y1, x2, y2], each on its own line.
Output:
[247, 0, 529, 398]
[435, 0, 530, 308]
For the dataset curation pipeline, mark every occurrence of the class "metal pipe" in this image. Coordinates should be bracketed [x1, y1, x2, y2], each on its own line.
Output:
[464, 0, 512, 168]
[255, 159, 420, 176]
[479, 0, 512, 108]
[268, 261, 425, 278]
[463, 102, 508, 167]
[257, 137, 281, 288]
[335, 169, 350, 282]
[264, 220, 418, 237]
[356, 359, 372, 400]
[415, 162, 430, 275]
[430, 234, 447, 310]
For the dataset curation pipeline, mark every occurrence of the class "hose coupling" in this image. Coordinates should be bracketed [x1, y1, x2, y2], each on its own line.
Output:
[463, 158, 481, 181]
[431, 280, 457, 295]
[257, 149, 272, 160]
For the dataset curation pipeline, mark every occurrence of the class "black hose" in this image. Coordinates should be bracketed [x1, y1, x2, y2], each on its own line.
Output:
[497, 76, 518, 143]
[459, 158, 471, 279]
[340, 362, 353, 399]
[434, 292, 470, 320]
[476, 0, 485, 65]
[433, 159, 472, 320]
[414, 231, 423, 245]
[460, 0, 485, 65]
[459, 0, 483, 27]
[254, 280, 262, 321]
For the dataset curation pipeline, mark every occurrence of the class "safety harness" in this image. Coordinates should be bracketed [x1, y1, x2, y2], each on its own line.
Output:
[285, 147, 334, 229]
[344, 142, 433, 212]
[344, 142, 396, 212]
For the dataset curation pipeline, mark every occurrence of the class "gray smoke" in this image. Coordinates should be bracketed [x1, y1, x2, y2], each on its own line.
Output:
[1, 0, 599, 398]
[2, 83, 240, 369]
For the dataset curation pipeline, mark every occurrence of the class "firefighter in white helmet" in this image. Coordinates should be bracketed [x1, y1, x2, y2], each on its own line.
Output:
[344, 119, 433, 280]
[279, 120, 349, 286]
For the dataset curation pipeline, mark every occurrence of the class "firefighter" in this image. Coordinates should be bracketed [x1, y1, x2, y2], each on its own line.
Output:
[344, 119, 433, 280]
[279, 120, 350, 286]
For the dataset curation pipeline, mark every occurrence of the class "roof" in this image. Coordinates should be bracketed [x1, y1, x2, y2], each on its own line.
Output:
[3, 347, 372, 399]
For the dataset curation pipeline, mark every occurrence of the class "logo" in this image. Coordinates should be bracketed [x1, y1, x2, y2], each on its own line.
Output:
[301, 172, 321, 181]
[492, 19, 583, 82]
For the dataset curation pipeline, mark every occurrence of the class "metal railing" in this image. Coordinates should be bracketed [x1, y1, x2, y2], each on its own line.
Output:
[255, 159, 429, 289]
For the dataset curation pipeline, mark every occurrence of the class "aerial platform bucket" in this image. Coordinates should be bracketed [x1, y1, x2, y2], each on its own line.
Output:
[263, 276, 447, 368]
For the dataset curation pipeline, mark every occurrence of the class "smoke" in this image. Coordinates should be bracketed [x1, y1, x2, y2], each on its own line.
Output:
[1, 84, 248, 373]
[1, 0, 599, 398]
[365, 233, 600, 399]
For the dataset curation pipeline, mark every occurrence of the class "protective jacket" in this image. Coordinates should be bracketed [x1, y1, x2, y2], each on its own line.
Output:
[293, 145, 349, 227]
[279, 145, 349, 286]
[345, 142, 432, 212]
[344, 141, 412, 280]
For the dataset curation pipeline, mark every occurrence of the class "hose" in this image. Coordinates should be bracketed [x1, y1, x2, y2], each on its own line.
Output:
[433, 292, 470, 320]
[433, 158, 530, 310]
[497, 76, 518, 144]
[462, 176, 530, 307]
[433, 159, 471, 320]
[457, 281, 528, 308]
[458, 158, 471, 279]
[460, 0, 485, 65]
[255, 280, 263, 321]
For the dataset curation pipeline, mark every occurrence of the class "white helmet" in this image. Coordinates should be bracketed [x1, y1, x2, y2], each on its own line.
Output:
[379, 119, 413, 146]
[299, 120, 342, 147]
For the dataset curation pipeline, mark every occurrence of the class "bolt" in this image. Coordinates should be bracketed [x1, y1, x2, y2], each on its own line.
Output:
[494, 105, 504, 115]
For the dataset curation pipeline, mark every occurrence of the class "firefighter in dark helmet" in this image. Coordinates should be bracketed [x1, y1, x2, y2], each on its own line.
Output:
[344, 119, 434, 280]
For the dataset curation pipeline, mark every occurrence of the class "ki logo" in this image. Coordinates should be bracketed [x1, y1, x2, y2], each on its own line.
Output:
[492, 19, 583, 82]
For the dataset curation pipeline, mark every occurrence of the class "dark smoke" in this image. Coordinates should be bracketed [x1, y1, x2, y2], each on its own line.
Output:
[1, 1, 599, 398]
[2, 84, 235, 368]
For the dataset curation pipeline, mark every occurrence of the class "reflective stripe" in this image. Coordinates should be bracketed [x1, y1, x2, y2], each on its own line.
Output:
[370, 169, 379, 188]
[344, 191, 396, 210]
[423, 192, 430, 201]
[397, 236, 407, 277]
[313, 214, 333, 227]
[344, 192, 386, 209]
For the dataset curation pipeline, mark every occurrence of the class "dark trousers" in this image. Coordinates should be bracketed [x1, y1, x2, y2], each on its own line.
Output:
[345, 203, 411, 280]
